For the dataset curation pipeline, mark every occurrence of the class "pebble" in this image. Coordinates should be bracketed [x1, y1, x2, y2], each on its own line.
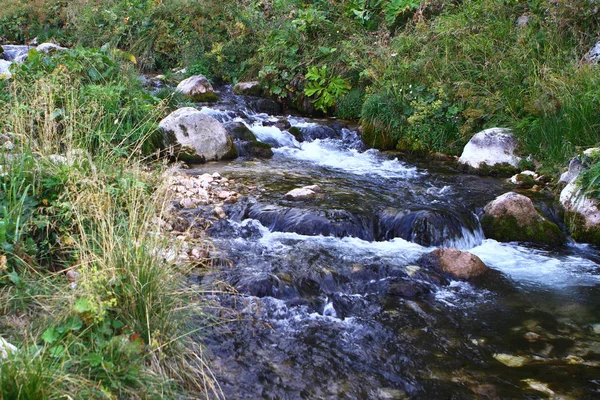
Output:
[214, 206, 226, 219]
[66, 270, 80, 283]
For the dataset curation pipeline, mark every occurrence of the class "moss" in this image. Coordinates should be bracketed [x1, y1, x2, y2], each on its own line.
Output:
[513, 173, 536, 189]
[250, 141, 274, 158]
[481, 214, 566, 246]
[288, 126, 304, 142]
[465, 162, 519, 177]
[221, 136, 239, 160]
[565, 211, 600, 245]
[190, 91, 219, 103]
[360, 123, 397, 150]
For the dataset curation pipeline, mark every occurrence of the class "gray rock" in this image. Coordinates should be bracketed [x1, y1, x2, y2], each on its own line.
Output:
[175, 75, 217, 102]
[516, 14, 530, 28]
[159, 107, 237, 163]
[36, 43, 67, 53]
[458, 127, 520, 169]
[583, 41, 600, 64]
[233, 81, 262, 96]
[559, 158, 584, 184]
[0, 60, 12, 78]
[560, 180, 600, 241]
[1, 45, 33, 62]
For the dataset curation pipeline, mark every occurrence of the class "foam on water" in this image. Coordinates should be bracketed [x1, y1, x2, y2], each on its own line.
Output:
[470, 239, 600, 288]
[274, 139, 420, 179]
[250, 125, 300, 148]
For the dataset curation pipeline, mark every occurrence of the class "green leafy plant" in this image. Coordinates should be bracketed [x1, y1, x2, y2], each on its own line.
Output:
[304, 65, 350, 113]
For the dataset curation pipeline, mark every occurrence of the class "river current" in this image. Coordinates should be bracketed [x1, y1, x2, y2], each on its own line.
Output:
[186, 87, 600, 399]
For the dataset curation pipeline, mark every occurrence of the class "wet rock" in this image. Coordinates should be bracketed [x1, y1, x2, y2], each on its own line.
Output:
[0, 337, 17, 359]
[254, 98, 282, 115]
[283, 187, 318, 200]
[159, 107, 237, 163]
[175, 74, 218, 102]
[275, 118, 291, 131]
[493, 353, 528, 367]
[1, 45, 33, 62]
[458, 128, 520, 172]
[225, 121, 273, 159]
[481, 192, 565, 245]
[524, 331, 542, 342]
[420, 248, 488, 279]
[233, 81, 262, 96]
[297, 124, 340, 141]
[375, 387, 408, 399]
[379, 209, 482, 247]
[522, 379, 555, 397]
[0, 60, 12, 78]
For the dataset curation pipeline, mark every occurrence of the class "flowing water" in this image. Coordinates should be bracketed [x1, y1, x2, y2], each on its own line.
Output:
[186, 87, 600, 399]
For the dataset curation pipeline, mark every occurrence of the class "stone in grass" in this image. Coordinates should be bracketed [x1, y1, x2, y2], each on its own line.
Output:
[159, 107, 237, 164]
[458, 128, 520, 175]
[175, 74, 218, 102]
[481, 192, 566, 246]
[0, 337, 18, 359]
[560, 180, 600, 245]
[420, 248, 488, 279]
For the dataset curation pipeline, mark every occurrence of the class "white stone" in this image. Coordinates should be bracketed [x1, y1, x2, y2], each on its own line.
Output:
[159, 107, 235, 163]
[458, 128, 520, 169]
[214, 206, 226, 219]
[493, 353, 528, 367]
[284, 188, 317, 200]
[509, 170, 537, 184]
[0, 337, 17, 359]
[0, 60, 12, 78]
[36, 43, 66, 53]
[560, 181, 600, 228]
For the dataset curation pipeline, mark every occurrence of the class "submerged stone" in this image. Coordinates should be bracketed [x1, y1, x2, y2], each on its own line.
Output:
[481, 192, 565, 245]
[493, 353, 528, 367]
[420, 248, 488, 279]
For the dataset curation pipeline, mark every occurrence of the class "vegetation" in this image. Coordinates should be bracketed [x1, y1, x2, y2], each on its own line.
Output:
[2, 0, 599, 167]
[1, 0, 600, 394]
[0, 47, 220, 398]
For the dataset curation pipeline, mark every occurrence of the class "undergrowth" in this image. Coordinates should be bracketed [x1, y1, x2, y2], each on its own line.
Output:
[0, 46, 221, 398]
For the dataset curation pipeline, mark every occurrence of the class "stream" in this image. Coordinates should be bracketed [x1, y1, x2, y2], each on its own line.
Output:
[185, 87, 600, 399]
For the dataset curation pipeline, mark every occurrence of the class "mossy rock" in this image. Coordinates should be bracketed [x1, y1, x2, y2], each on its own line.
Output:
[360, 123, 397, 150]
[565, 211, 600, 246]
[190, 91, 219, 103]
[481, 214, 565, 246]
[512, 173, 536, 189]
[250, 140, 274, 158]
[465, 162, 519, 177]
[288, 126, 304, 142]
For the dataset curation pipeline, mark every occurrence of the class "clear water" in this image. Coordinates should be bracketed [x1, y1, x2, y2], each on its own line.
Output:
[189, 87, 600, 399]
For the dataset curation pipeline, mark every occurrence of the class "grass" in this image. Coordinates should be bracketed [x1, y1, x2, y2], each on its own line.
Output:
[0, 47, 222, 398]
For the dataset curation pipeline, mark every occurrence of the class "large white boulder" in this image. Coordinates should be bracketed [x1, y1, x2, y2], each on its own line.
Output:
[175, 74, 217, 102]
[458, 128, 520, 169]
[159, 107, 237, 163]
